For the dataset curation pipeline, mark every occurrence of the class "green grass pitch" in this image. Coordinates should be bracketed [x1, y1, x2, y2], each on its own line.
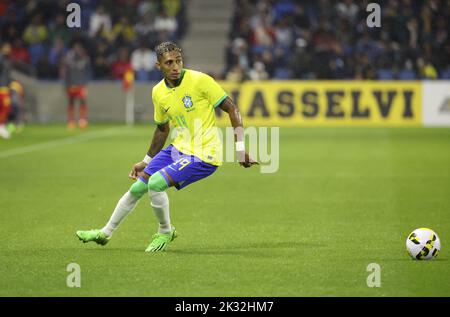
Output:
[0, 124, 449, 296]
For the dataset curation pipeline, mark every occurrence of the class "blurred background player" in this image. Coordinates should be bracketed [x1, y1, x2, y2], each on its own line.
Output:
[0, 43, 12, 139]
[7, 80, 25, 134]
[62, 42, 91, 129]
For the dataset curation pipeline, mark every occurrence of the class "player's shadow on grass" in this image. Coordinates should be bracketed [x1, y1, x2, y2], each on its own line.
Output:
[380, 257, 447, 262]
[78, 242, 306, 256]
[76, 241, 322, 256]
[167, 241, 321, 257]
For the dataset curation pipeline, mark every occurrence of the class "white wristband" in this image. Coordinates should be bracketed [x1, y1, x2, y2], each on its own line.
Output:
[143, 154, 152, 164]
[235, 141, 245, 152]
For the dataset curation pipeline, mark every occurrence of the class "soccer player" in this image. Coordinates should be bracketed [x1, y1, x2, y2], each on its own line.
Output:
[63, 42, 91, 129]
[0, 43, 12, 139]
[76, 42, 258, 252]
[7, 80, 25, 134]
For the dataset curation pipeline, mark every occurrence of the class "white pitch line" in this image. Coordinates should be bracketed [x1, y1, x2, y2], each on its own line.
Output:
[0, 127, 130, 159]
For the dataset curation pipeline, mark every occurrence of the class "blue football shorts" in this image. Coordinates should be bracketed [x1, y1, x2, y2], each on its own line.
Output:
[142, 144, 218, 190]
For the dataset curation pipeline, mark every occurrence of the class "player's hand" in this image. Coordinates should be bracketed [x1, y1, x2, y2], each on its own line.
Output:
[237, 151, 259, 168]
[129, 161, 147, 180]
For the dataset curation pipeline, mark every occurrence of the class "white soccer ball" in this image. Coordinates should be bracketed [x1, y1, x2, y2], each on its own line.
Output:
[406, 228, 441, 260]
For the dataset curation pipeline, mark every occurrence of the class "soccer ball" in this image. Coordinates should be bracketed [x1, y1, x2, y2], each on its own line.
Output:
[406, 228, 441, 260]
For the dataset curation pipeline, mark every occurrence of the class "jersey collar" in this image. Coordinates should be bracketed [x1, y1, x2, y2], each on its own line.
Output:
[165, 69, 186, 89]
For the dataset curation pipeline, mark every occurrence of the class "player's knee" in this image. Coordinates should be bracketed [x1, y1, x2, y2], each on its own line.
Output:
[148, 172, 169, 192]
[129, 179, 148, 198]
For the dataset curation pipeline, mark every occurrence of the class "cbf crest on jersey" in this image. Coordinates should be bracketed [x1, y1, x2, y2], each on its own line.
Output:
[182, 95, 195, 112]
[182, 95, 193, 108]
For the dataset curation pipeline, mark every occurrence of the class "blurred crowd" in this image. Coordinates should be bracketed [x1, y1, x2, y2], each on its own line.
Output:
[1, 0, 449, 82]
[0, 0, 187, 81]
[225, 0, 450, 81]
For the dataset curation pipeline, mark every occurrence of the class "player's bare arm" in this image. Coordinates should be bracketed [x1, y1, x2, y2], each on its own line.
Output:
[129, 122, 170, 180]
[219, 96, 258, 168]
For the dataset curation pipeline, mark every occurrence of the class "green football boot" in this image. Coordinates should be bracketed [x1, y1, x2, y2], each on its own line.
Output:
[76, 229, 110, 246]
[145, 227, 177, 252]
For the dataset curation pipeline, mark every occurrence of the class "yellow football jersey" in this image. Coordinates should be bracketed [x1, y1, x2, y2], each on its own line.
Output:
[151, 69, 227, 166]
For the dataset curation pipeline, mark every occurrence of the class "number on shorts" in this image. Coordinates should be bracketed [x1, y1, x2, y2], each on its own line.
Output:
[177, 158, 190, 170]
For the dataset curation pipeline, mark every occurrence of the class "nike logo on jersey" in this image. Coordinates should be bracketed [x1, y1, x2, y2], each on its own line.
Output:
[163, 106, 171, 113]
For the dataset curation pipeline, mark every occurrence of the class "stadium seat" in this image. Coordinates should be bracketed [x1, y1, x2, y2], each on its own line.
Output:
[29, 44, 46, 65]
[440, 68, 450, 79]
[135, 70, 150, 81]
[377, 69, 394, 80]
[274, 68, 292, 79]
[148, 70, 163, 81]
[398, 69, 416, 80]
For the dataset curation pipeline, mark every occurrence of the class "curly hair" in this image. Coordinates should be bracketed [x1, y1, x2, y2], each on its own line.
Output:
[155, 42, 182, 60]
